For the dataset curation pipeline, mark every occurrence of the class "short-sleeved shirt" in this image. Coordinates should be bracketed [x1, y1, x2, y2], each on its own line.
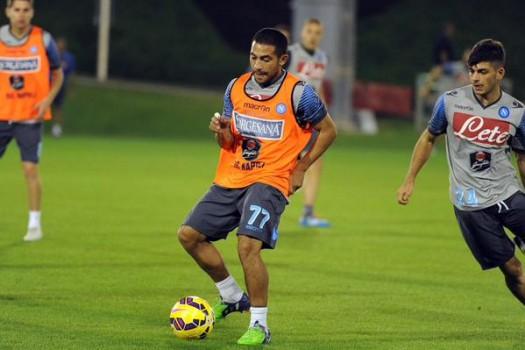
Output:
[428, 85, 525, 210]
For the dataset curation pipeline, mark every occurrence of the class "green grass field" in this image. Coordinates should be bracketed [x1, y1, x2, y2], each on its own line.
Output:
[1, 84, 525, 349]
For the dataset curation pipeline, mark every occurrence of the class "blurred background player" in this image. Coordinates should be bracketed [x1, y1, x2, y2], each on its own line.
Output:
[177, 28, 337, 345]
[432, 22, 456, 67]
[51, 36, 76, 138]
[286, 18, 330, 228]
[0, 0, 64, 241]
[398, 39, 525, 305]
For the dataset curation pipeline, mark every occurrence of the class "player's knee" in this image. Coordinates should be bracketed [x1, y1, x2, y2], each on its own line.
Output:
[502, 258, 525, 284]
[237, 236, 261, 262]
[23, 163, 39, 180]
[177, 226, 199, 249]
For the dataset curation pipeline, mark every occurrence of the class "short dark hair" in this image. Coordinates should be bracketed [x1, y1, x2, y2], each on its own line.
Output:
[467, 39, 506, 67]
[252, 28, 288, 57]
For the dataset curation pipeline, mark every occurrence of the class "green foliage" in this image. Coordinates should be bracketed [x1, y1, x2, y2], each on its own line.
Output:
[30, 0, 245, 87]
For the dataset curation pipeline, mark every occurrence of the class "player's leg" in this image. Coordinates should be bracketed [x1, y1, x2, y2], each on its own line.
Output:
[178, 225, 230, 282]
[498, 192, 525, 304]
[51, 88, 65, 137]
[302, 157, 324, 217]
[499, 257, 525, 304]
[238, 235, 268, 307]
[236, 183, 286, 345]
[300, 131, 330, 228]
[178, 185, 249, 319]
[454, 205, 520, 302]
[14, 123, 44, 241]
[51, 106, 63, 138]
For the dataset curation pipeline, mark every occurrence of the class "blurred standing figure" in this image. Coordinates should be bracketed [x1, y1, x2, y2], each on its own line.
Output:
[287, 18, 331, 228]
[433, 22, 456, 66]
[51, 37, 76, 138]
[0, 0, 64, 241]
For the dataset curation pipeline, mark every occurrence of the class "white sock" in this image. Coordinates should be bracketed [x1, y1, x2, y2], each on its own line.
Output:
[28, 211, 41, 229]
[215, 275, 244, 303]
[250, 307, 268, 329]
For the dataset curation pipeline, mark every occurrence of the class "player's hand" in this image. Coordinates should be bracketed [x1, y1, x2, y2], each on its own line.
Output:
[289, 168, 306, 194]
[34, 97, 52, 121]
[209, 112, 229, 134]
[397, 180, 415, 205]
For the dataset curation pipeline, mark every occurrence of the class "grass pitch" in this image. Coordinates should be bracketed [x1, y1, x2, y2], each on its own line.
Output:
[1, 85, 525, 349]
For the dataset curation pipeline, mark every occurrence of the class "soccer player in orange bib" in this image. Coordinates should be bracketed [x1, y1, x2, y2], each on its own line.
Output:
[177, 28, 337, 345]
[0, 0, 64, 241]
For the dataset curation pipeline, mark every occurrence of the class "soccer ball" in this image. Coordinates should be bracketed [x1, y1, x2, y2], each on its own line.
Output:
[170, 296, 215, 340]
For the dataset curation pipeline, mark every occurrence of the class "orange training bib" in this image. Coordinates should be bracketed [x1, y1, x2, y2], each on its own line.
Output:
[0, 26, 52, 121]
[213, 72, 313, 197]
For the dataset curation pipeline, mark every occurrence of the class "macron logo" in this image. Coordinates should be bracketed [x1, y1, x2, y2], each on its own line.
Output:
[234, 112, 284, 140]
[0, 56, 40, 73]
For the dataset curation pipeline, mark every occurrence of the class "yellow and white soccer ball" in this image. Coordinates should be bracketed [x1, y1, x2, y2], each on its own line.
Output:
[169, 296, 215, 340]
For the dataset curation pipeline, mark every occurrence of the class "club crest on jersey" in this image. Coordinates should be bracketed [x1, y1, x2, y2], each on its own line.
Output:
[498, 106, 510, 119]
[453, 112, 511, 147]
[233, 112, 285, 140]
[0, 56, 40, 73]
[276, 103, 287, 115]
[30, 46, 38, 54]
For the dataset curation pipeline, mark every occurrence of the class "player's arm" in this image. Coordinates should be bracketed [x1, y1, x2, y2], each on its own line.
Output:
[397, 94, 447, 205]
[293, 115, 336, 169]
[35, 34, 64, 120]
[210, 79, 236, 150]
[290, 84, 337, 194]
[210, 113, 234, 149]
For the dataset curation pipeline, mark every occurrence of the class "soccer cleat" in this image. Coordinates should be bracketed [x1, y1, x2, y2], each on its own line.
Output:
[237, 321, 271, 345]
[24, 227, 43, 242]
[213, 293, 250, 321]
[299, 215, 331, 228]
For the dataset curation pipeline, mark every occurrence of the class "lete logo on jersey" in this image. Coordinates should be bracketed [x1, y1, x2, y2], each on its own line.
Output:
[453, 112, 511, 147]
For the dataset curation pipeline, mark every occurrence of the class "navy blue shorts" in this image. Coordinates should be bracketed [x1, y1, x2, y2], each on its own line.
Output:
[454, 191, 525, 270]
[184, 183, 287, 249]
[0, 122, 43, 163]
